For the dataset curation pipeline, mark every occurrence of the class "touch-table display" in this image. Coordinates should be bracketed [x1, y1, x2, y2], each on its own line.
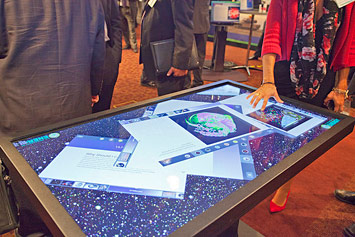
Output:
[4, 81, 353, 236]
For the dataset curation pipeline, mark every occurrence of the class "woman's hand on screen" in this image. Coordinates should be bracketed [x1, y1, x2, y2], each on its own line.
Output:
[246, 84, 283, 111]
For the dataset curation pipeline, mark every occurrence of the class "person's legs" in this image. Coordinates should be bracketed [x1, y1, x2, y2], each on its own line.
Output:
[156, 74, 186, 96]
[191, 33, 208, 87]
[130, 0, 138, 27]
[11, 171, 51, 236]
[136, 0, 145, 24]
[271, 179, 292, 208]
[274, 61, 298, 99]
[184, 71, 192, 89]
[334, 189, 355, 205]
[140, 68, 156, 87]
[217, 220, 239, 237]
[334, 189, 355, 236]
[270, 61, 296, 212]
[123, 7, 138, 52]
[343, 223, 355, 237]
[270, 63, 336, 212]
[92, 85, 116, 112]
[120, 9, 131, 49]
[93, 46, 120, 112]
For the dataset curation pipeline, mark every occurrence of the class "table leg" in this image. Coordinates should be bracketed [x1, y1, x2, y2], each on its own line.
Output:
[230, 14, 263, 75]
[217, 220, 239, 237]
[245, 14, 255, 75]
[213, 26, 228, 72]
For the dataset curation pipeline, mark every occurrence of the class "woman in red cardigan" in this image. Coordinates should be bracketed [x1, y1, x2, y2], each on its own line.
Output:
[247, 0, 354, 213]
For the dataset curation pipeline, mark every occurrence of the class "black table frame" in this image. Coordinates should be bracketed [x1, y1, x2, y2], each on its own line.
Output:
[0, 80, 354, 236]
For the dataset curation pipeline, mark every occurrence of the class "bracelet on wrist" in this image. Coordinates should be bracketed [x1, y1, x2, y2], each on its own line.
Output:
[262, 82, 275, 86]
[332, 88, 349, 98]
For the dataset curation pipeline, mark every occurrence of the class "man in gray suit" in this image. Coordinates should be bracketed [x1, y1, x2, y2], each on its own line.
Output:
[189, 0, 211, 88]
[0, 0, 105, 137]
[93, 0, 123, 112]
[119, 0, 138, 53]
[140, 0, 195, 96]
[0, 1, 106, 234]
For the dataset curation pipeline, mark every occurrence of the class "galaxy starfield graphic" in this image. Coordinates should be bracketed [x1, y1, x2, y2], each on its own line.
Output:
[12, 85, 338, 236]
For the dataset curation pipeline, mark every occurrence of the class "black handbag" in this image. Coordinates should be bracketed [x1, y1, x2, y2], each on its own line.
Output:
[150, 38, 200, 75]
[0, 159, 20, 234]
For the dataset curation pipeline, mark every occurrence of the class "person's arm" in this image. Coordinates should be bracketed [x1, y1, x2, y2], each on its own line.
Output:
[246, 53, 283, 110]
[90, 4, 106, 105]
[168, 0, 194, 77]
[324, 67, 349, 113]
[110, 0, 123, 63]
[246, 0, 285, 110]
[260, 0, 283, 59]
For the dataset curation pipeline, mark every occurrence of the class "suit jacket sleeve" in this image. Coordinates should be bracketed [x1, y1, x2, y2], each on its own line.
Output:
[90, 5, 106, 96]
[0, 0, 8, 58]
[110, 0, 123, 64]
[171, 0, 194, 70]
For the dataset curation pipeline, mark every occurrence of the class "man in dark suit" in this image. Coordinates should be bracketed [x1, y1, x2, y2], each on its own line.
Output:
[140, 0, 195, 96]
[93, 0, 123, 112]
[189, 0, 211, 88]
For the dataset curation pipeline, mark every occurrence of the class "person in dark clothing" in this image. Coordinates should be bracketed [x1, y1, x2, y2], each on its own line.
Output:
[187, 0, 211, 88]
[140, 0, 195, 96]
[140, 68, 156, 87]
[93, 0, 123, 112]
[119, 0, 138, 53]
[334, 189, 355, 237]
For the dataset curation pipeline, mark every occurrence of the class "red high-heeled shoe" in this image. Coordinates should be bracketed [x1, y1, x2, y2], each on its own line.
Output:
[269, 190, 291, 213]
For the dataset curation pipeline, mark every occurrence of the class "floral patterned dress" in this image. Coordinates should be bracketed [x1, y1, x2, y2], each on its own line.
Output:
[290, 0, 340, 99]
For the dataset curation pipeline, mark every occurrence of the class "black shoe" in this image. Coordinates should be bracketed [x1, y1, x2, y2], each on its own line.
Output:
[334, 189, 355, 205]
[343, 223, 355, 237]
[141, 81, 156, 88]
[248, 55, 260, 60]
[123, 45, 131, 50]
[191, 83, 203, 88]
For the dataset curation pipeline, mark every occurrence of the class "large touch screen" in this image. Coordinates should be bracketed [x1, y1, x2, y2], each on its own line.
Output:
[13, 83, 340, 236]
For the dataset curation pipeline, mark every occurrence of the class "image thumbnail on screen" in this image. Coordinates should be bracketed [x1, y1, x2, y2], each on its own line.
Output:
[228, 7, 240, 20]
[247, 105, 311, 131]
[170, 106, 259, 145]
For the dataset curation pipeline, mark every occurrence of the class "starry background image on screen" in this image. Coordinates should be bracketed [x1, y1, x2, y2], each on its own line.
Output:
[170, 107, 259, 145]
[13, 102, 335, 235]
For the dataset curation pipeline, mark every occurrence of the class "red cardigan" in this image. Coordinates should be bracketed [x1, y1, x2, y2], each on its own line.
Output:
[261, 0, 298, 62]
[330, 2, 355, 71]
[262, 0, 355, 71]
